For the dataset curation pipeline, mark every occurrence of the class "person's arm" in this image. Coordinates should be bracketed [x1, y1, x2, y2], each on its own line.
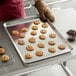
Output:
[34, 0, 55, 22]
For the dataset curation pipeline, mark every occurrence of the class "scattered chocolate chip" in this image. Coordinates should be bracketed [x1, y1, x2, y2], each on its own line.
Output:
[67, 38, 75, 42]
[67, 30, 76, 37]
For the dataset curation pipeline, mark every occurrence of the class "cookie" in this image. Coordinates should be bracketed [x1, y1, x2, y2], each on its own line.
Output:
[38, 43, 45, 48]
[18, 40, 25, 45]
[49, 34, 56, 38]
[21, 27, 28, 32]
[48, 41, 55, 45]
[19, 33, 25, 38]
[34, 20, 40, 25]
[26, 45, 34, 51]
[0, 48, 5, 54]
[1, 55, 9, 62]
[31, 31, 37, 36]
[32, 26, 38, 30]
[11, 30, 19, 35]
[25, 53, 33, 59]
[39, 35, 46, 40]
[48, 47, 56, 53]
[36, 50, 44, 56]
[42, 23, 48, 28]
[58, 44, 66, 50]
[40, 29, 47, 34]
[28, 37, 36, 43]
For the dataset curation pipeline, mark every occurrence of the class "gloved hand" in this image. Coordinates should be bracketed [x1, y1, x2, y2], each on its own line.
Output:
[35, 0, 55, 22]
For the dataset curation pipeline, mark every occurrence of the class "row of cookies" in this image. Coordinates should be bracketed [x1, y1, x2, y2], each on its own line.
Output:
[25, 44, 66, 59]
[0, 46, 9, 62]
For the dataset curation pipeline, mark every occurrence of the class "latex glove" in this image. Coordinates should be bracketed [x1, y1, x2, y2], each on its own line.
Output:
[35, 0, 55, 22]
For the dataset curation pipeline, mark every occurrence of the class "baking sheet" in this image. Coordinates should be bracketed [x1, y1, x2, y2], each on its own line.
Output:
[3, 18, 72, 64]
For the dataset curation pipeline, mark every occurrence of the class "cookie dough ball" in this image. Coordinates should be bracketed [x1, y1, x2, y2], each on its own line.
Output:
[0, 48, 5, 54]
[32, 26, 38, 30]
[18, 40, 25, 45]
[40, 29, 47, 34]
[48, 47, 56, 53]
[26, 45, 34, 51]
[49, 34, 56, 38]
[28, 37, 36, 43]
[48, 41, 55, 45]
[42, 23, 48, 28]
[36, 50, 44, 56]
[38, 43, 45, 48]
[25, 53, 33, 59]
[1, 55, 9, 62]
[19, 33, 25, 38]
[34, 20, 40, 25]
[31, 31, 37, 36]
[11, 30, 19, 35]
[21, 27, 28, 32]
[39, 35, 46, 40]
[58, 44, 66, 50]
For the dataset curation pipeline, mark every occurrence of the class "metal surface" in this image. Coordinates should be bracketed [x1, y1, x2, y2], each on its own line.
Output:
[4, 16, 72, 64]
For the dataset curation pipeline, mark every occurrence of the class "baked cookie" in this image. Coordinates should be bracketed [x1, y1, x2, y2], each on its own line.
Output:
[49, 34, 56, 38]
[40, 29, 47, 34]
[1, 55, 9, 62]
[48, 41, 55, 45]
[58, 44, 66, 50]
[26, 45, 34, 51]
[38, 43, 45, 48]
[25, 53, 33, 59]
[21, 27, 28, 32]
[18, 40, 25, 45]
[36, 50, 44, 56]
[32, 26, 38, 30]
[31, 31, 37, 36]
[33, 20, 40, 25]
[28, 37, 36, 43]
[0, 48, 5, 54]
[19, 33, 25, 38]
[48, 47, 56, 53]
[42, 23, 48, 28]
[39, 35, 46, 40]
[11, 30, 19, 35]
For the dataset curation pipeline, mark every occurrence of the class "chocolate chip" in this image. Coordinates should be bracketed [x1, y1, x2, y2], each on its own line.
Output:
[67, 30, 76, 37]
[67, 38, 75, 42]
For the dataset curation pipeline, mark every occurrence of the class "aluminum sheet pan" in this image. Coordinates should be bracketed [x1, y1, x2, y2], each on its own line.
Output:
[3, 16, 72, 64]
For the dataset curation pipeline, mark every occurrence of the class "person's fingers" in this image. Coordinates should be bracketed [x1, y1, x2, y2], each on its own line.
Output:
[39, 13, 47, 22]
[45, 10, 55, 22]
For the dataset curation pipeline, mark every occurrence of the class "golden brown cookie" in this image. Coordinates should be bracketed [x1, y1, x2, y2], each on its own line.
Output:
[48, 41, 55, 45]
[40, 29, 47, 34]
[1, 55, 9, 62]
[42, 23, 48, 28]
[18, 40, 25, 45]
[39, 35, 46, 40]
[28, 37, 36, 43]
[0, 48, 5, 54]
[48, 47, 56, 53]
[31, 31, 37, 35]
[21, 27, 28, 32]
[33, 20, 40, 25]
[36, 50, 44, 56]
[25, 53, 33, 59]
[32, 26, 38, 30]
[58, 44, 66, 50]
[38, 43, 45, 48]
[19, 33, 25, 38]
[26, 45, 34, 51]
[49, 34, 56, 38]
[11, 30, 19, 35]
